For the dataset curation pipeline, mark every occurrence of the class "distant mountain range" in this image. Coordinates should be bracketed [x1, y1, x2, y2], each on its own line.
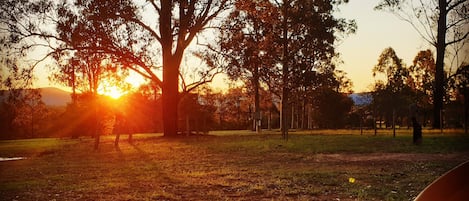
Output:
[39, 87, 71, 106]
[0, 87, 71, 107]
[2, 87, 372, 107]
[349, 92, 372, 106]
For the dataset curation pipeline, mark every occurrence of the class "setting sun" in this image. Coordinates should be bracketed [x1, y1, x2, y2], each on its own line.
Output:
[97, 73, 146, 99]
[98, 85, 126, 99]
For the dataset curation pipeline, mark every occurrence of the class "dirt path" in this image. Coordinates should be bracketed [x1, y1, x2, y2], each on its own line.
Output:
[308, 152, 469, 163]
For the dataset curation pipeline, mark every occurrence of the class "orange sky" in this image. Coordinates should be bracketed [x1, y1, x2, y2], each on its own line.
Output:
[335, 0, 430, 92]
[33, 0, 431, 94]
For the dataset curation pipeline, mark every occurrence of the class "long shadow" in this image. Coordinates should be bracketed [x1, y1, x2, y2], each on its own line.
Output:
[129, 142, 146, 155]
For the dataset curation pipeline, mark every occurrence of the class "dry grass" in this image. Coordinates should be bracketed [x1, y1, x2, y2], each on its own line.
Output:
[1, 131, 469, 200]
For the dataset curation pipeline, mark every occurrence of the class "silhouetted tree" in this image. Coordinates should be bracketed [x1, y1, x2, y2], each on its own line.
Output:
[0, 54, 49, 139]
[1, 0, 232, 138]
[448, 63, 469, 133]
[12, 89, 48, 138]
[376, 0, 469, 129]
[409, 49, 436, 126]
[372, 47, 414, 128]
[312, 88, 353, 129]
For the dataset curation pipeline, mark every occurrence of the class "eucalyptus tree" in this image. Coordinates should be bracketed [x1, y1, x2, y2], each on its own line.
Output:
[1, 0, 232, 137]
[214, 0, 355, 132]
[376, 0, 469, 128]
[372, 47, 414, 127]
[217, 0, 281, 132]
[409, 49, 436, 126]
[282, 0, 355, 129]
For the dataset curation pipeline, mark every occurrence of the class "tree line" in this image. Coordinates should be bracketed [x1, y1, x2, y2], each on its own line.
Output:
[0, 54, 468, 141]
[368, 47, 469, 131]
[1, 0, 468, 143]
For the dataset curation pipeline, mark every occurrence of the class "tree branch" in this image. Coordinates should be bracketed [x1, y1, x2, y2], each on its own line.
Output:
[148, 0, 161, 15]
[118, 15, 162, 44]
[446, 31, 469, 46]
[447, 0, 466, 12]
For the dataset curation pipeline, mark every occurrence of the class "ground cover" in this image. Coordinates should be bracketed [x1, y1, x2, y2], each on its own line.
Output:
[1, 131, 468, 200]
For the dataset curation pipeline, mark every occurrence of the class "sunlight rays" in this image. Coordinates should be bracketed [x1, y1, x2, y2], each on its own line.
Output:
[97, 72, 146, 99]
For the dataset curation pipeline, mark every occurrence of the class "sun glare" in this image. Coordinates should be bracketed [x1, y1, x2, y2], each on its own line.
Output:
[98, 86, 125, 99]
[97, 73, 147, 99]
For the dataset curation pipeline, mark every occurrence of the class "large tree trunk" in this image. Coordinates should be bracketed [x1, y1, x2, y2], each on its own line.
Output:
[160, 0, 179, 137]
[162, 56, 180, 137]
[433, 0, 447, 129]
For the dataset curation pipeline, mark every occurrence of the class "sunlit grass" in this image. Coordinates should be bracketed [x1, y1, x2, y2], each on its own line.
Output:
[1, 131, 468, 200]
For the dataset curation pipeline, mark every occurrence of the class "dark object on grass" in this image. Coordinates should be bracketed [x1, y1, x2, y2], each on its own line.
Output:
[412, 117, 422, 145]
[414, 160, 469, 201]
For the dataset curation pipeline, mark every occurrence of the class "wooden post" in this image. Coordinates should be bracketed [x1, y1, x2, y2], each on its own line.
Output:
[360, 114, 363, 135]
[440, 109, 443, 134]
[268, 111, 272, 131]
[392, 109, 396, 138]
[114, 134, 120, 147]
[186, 114, 190, 136]
[374, 112, 377, 136]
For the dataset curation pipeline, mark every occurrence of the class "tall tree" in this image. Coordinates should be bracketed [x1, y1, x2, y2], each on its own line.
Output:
[448, 63, 469, 133]
[376, 0, 469, 128]
[285, 0, 355, 130]
[0, 58, 48, 138]
[372, 47, 413, 127]
[409, 49, 436, 126]
[218, 0, 280, 133]
[1, 0, 231, 137]
[12, 88, 48, 138]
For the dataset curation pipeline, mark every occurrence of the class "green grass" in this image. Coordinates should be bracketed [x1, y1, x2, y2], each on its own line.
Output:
[1, 130, 468, 200]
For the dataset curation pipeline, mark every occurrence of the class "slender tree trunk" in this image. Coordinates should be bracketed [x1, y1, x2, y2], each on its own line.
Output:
[279, 102, 283, 130]
[294, 104, 298, 129]
[114, 133, 120, 147]
[392, 109, 396, 138]
[281, 0, 289, 140]
[433, 0, 447, 129]
[253, 67, 261, 133]
[465, 87, 468, 135]
[291, 104, 295, 129]
[253, 19, 262, 134]
[128, 133, 133, 143]
[360, 113, 363, 135]
[301, 98, 307, 129]
[268, 110, 272, 131]
[93, 91, 100, 150]
[30, 105, 34, 138]
[186, 114, 190, 136]
[308, 104, 312, 129]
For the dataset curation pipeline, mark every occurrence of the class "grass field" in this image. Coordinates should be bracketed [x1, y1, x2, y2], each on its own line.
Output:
[1, 130, 468, 200]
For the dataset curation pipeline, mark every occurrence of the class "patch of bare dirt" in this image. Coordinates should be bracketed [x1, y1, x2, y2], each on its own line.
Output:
[306, 152, 469, 163]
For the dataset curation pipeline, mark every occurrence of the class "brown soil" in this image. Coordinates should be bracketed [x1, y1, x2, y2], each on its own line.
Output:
[309, 152, 469, 163]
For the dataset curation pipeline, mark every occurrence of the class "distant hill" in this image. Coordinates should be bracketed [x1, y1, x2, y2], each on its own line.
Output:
[39, 87, 71, 106]
[0, 87, 71, 107]
[349, 93, 372, 106]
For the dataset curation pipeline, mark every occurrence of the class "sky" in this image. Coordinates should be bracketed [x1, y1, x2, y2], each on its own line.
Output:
[34, 0, 431, 93]
[335, 0, 430, 92]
